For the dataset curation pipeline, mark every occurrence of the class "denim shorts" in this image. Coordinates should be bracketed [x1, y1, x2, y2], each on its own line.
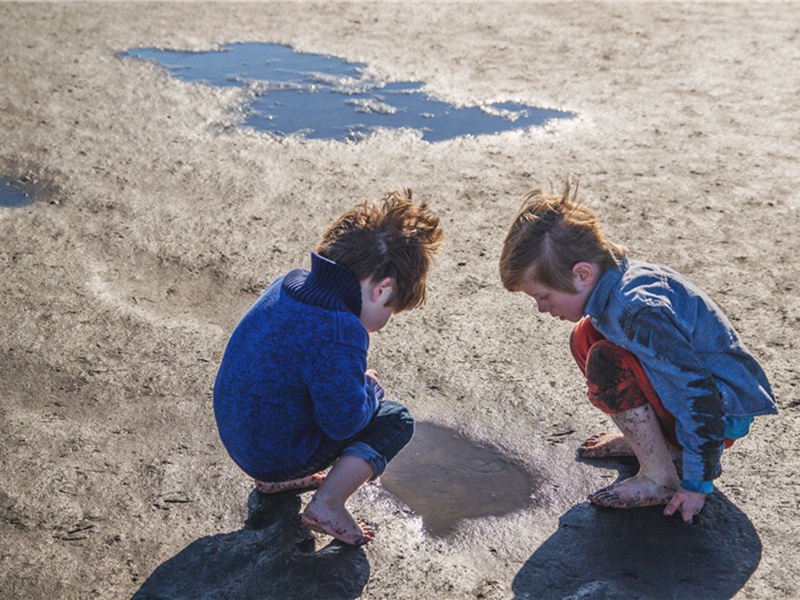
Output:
[270, 400, 414, 481]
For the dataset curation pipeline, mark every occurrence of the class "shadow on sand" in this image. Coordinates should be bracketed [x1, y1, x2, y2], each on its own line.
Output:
[512, 489, 761, 599]
[134, 490, 370, 600]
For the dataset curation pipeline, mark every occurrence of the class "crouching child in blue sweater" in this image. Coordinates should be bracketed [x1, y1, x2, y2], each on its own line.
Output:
[214, 190, 443, 545]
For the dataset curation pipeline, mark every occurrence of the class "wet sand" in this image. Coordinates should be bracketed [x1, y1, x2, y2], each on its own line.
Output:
[1, 2, 799, 598]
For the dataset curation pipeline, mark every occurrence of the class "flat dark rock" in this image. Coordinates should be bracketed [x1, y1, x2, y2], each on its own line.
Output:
[512, 492, 761, 599]
[134, 491, 370, 600]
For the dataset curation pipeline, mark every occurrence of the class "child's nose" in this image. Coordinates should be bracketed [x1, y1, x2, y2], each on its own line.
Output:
[536, 301, 548, 313]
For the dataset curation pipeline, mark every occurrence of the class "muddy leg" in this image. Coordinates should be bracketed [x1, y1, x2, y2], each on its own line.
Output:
[588, 404, 680, 508]
[302, 455, 376, 546]
[577, 432, 634, 458]
[254, 472, 326, 494]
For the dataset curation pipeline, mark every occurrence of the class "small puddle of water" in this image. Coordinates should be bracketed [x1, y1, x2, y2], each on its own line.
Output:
[381, 422, 537, 536]
[0, 177, 33, 208]
[121, 42, 575, 142]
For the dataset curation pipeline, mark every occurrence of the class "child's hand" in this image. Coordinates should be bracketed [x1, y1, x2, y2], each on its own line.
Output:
[365, 369, 379, 381]
[664, 488, 706, 522]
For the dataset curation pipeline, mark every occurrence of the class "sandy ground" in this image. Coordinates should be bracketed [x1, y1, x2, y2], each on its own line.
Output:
[1, 2, 799, 598]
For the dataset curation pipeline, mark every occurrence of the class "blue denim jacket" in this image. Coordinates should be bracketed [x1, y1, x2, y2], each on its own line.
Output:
[584, 259, 777, 488]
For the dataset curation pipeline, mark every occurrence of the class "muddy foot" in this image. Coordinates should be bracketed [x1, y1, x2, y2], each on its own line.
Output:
[254, 472, 325, 494]
[588, 472, 678, 508]
[577, 432, 635, 458]
[302, 499, 376, 546]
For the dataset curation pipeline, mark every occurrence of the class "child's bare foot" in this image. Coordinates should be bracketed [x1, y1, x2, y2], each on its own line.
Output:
[577, 432, 634, 458]
[588, 472, 679, 508]
[302, 496, 376, 546]
[254, 472, 325, 494]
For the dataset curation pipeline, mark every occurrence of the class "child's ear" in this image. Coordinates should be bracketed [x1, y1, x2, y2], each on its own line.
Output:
[572, 262, 596, 286]
[372, 277, 395, 303]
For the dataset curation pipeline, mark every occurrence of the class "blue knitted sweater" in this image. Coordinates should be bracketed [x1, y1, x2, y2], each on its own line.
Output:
[213, 252, 380, 480]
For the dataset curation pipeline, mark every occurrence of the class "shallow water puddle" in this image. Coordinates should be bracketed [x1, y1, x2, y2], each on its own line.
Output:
[121, 43, 574, 142]
[381, 422, 537, 535]
[0, 177, 33, 207]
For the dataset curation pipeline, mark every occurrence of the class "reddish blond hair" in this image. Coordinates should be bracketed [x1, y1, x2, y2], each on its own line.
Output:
[499, 180, 626, 293]
[317, 190, 444, 312]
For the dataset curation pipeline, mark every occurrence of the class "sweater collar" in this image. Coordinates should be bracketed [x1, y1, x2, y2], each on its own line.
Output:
[584, 258, 627, 319]
[282, 252, 362, 316]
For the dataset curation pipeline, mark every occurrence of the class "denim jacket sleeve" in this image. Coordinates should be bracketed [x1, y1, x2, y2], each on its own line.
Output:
[621, 305, 726, 483]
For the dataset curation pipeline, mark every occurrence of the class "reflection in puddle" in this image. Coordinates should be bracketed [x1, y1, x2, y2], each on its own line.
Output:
[381, 422, 537, 536]
[120, 43, 575, 142]
[0, 177, 33, 208]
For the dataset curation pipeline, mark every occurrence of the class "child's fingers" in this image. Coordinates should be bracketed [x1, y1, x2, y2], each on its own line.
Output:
[665, 491, 704, 522]
[663, 494, 682, 517]
[679, 504, 695, 523]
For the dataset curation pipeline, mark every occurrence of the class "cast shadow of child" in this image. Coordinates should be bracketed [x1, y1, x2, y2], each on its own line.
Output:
[512, 478, 761, 600]
[133, 490, 370, 600]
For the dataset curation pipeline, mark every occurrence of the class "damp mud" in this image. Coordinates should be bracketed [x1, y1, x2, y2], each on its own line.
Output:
[1, 3, 799, 599]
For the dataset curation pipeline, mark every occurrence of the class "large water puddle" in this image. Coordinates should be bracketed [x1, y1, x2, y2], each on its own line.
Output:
[381, 422, 538, 536]
[0, 177, 33, 208]
[121, 43, 574, 142]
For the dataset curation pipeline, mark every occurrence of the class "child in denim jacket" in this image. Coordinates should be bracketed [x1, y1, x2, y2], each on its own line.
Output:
[499, 181, 777, 521]
[214, 190, 443, 544]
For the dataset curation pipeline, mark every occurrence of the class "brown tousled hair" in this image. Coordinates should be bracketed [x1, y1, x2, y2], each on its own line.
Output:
[317, 189, 444, 312]
[499, 179, 627, 293]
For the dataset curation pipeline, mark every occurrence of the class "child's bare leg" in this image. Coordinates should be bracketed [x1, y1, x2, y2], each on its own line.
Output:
[254, 471, 325, 494]
[580, 432, 681, 461]
[588, 404, 680, 508]
[302, 455, 376, 546]
[577, 432, 634, 458]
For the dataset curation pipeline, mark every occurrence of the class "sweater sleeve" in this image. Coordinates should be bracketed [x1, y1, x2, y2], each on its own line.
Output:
[623, 306, 726, 483]
[307, 340, 378, 441]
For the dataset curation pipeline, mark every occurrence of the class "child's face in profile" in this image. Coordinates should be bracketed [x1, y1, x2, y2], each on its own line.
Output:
[519, 270, 593, 323]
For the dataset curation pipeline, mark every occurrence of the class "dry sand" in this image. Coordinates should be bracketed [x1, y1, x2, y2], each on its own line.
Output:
[1, 2, 799, 598]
